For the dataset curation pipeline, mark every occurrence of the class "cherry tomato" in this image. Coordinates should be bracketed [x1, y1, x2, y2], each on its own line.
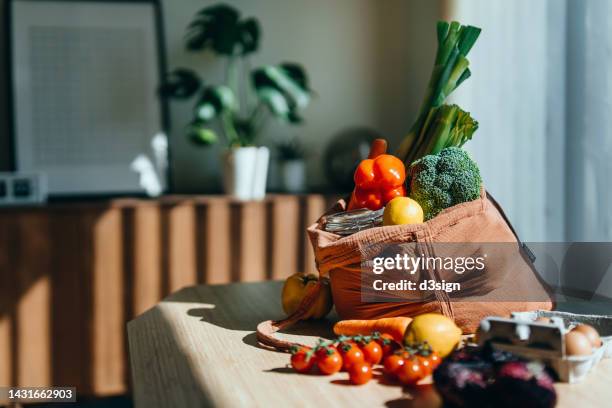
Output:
[349, 362, 373, 385]
[360, 340, 383, 365]
[397, 359, 425, 385]
[373, 155, 406, 189]
[428, 352, 442, 370]
[354, 159, 377, 189]
[417, 355, 433, 376]
[383, 354, 405, 378]
[381, 185, 406, 204]
[379, 333, 399, 357]
[317, 349, 343, 375]
[353, 188, 383, 211]
[339, 344, 365, 371]
[291, 347, 316, 374]
[315, 345, 337, 360]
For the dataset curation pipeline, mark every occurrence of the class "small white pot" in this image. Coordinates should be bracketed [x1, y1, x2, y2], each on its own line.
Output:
[280, 160, 306, 193]
[222, 146, 270, 200]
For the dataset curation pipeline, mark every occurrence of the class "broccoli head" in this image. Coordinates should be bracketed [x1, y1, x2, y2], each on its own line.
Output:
[408, 147, 482, 220]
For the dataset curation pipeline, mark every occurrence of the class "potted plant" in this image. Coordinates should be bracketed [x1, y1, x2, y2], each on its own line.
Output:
[276, 137, 307, 193]
[160, 4, 313, 200]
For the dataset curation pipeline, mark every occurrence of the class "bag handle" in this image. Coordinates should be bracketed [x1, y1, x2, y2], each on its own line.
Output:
[256, 281, 324, 352]
[486, 191, 536, 263]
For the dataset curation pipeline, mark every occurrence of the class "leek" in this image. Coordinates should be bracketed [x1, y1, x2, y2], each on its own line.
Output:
[397, 21, 481, 166]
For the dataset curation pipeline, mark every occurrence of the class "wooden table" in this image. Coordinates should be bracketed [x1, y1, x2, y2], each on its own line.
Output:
[127, 281, 612, 407]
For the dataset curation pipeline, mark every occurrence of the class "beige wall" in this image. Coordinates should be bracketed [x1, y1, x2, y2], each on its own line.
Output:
[0, 0, 442, 191]
[164, 0, 441, 192]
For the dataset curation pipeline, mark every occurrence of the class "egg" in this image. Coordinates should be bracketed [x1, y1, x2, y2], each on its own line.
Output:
[565, 331, 593, 356]
[573, 324, 602, 348]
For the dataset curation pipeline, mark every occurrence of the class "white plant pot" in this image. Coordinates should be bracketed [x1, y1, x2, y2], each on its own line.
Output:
[222, 146, 269, 200]
[280, 160, 306, 193]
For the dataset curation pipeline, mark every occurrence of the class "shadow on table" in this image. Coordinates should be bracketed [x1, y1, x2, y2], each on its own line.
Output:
[383, 385, 442, 408]
[171, 282, 336, 351]
[129, 306, 214, 405]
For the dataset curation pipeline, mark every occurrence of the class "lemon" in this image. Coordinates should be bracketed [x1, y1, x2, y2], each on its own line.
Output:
[404, 313, 462, 357]
[383, 197, 424, 226]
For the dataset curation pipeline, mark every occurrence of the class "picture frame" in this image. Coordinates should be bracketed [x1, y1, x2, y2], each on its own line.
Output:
[4, 0, 170, 197]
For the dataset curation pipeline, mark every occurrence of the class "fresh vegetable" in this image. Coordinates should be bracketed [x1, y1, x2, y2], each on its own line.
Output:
[396, 21, 481, 166]
[397, 357, 426, 385]
[427, 352, 442, 371]
[564, 330, 592, 356]
[572, 324, 602, 348]
[382, 197, 424, 226]
[281, 273, 332, 319]
[348, 362, 373, 385]
[407, 147, 482, 220]
[333, 317, 412, 343]
[404, 313, 462, 358]
[347, 139, 407, 211]
[290, 346, 316, 374]
[434, 345, 557, 408]
[359, 339, 383, 365]
[339, 343, 365, 371]
[383, 354, 405, 378]
[491, 361, 557, 408]
[317, 347, 343, 375]
[379, 333, 399, 357]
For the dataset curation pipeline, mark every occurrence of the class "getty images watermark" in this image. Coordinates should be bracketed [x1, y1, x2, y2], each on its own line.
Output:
[359, 242, 612, 304]
[371, 252, 486, 293]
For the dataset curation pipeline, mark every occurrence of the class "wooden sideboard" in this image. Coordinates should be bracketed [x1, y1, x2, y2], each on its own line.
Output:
[0, 194, 336, 397]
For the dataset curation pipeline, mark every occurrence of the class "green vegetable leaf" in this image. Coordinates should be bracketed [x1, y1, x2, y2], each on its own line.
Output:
[159, 68, 202, 99]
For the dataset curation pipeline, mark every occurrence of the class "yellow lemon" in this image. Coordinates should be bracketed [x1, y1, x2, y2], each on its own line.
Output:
[383, 197, 424, 226]
[404, 313, 462, 357]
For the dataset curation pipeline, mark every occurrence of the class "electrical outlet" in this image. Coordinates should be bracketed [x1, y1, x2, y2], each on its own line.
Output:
[0, 173, 47, 206]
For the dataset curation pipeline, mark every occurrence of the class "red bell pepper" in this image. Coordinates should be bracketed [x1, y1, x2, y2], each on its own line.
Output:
[348, 140, 406, 211]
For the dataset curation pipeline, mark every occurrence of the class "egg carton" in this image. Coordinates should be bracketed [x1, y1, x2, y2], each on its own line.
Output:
[477, 310, 612, 383]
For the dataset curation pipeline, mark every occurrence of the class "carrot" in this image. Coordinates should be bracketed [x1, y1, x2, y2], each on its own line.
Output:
[333, 317, 412, 344]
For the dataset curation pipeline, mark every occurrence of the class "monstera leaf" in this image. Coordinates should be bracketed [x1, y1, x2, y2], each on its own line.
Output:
[185, 4, 260, 56]
[186, 85, 237, 146]
[253, 63, 311, 123]
[159, 68, 202, 99]
[194, 85, 236, 122]
[187, 120, 219, 146]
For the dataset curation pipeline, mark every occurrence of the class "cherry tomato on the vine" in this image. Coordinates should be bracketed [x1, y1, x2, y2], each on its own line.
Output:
[417, 355, 433, 376]
[427, 352, 442, 370]
[339, 344, 365, 371]
[317, 349, 343, 375]
[379, 333, 399, 357]
[290, 347, 316, 374]
[360, 340, 383, 365]
[397, 358, 425, 385]
[383, 354, 405, 378]
[349, 362, 373, 385]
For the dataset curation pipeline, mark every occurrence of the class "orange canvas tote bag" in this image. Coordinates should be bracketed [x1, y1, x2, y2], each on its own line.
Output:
[306, 188, 554, 334]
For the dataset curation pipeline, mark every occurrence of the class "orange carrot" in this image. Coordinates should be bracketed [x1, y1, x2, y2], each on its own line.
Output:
[333, 317, 412, 344]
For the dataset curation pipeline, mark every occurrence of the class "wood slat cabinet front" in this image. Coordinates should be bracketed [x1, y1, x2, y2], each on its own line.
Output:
[0, 194, 332, 398]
